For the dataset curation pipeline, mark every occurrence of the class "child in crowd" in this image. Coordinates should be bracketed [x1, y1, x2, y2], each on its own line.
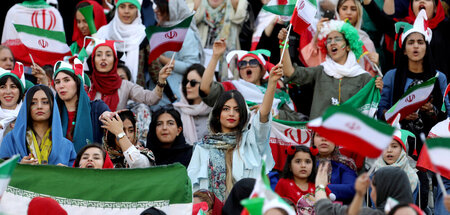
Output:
[74, 144, 113, 169]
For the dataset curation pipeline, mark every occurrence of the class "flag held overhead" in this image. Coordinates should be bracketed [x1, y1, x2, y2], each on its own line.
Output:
[308, 105, 396, 158]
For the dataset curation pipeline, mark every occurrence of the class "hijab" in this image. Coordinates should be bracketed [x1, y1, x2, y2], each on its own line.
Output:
[72, 0, 107, 50]
[95, 3, 146, 82]
[88, 41, 122, 111]
[401, 0, 445, 29]
[372, 167, 414, 210]
[222, 178, 256, 215]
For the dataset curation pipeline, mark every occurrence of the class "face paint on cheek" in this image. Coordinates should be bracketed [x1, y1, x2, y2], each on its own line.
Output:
[341, 44, 347, 49]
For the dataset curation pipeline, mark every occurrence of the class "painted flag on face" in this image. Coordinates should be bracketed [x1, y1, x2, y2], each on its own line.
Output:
[308, 105, 396, 158]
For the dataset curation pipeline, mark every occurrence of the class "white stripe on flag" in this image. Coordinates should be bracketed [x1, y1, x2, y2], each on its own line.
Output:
[322, 113, 392, 150]
[149, 29, 189, 52]
[385, 84, 434, 120]
[16, 32, 70, 53]
[428, 148, 450, 170]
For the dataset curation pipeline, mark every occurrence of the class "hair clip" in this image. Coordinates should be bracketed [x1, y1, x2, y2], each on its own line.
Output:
[286, 146, 296, 156]
[310, 145, 319, 156]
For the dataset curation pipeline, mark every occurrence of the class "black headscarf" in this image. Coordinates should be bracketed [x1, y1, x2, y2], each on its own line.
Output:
[147, 107, 192, 167]
[222, 178, 256, 215]
[372, 167, 414, 210]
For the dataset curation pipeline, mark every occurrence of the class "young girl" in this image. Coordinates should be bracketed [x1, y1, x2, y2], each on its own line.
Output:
[74, 144, 113, 169]
[372, 129, 419, 194]
[275, 145, 330, 212]
[188, 63, 283, 201]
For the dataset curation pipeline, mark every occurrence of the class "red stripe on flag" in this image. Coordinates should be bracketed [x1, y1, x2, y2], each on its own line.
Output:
[148, 41, 183, 64]
[309, 126, 384, 158]
[386, 98, 430, 123]
[8, 43, 69, 66]
[417, 144, 450, 180]
[443, 83, 450, 100]
[290, 8, 311, 35]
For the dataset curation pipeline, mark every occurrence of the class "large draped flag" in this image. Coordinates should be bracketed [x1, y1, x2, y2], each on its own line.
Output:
[1, 4, 71, 66]
[343, 77, 381, 117]
[1, 164, 193, 214]
[308, 105, 396, 158]
[290, 0, 318, 34]
[384, 76, 437, 123]
[0, 155, 20, 198]
[269, 119, 311, 170]
[263, 0, 297, 16]
[241, 160, 295, 215]
[146, 14, 193, 63]
[417, 138, 450, 180]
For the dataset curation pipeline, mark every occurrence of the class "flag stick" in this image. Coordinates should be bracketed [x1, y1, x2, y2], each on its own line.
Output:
[169, 52, 176, 66]
[29, 54, 36, 66]
[363, 55, 383, 78]
[279, 24, 292, 64]
[436, 173, 448, 197]
[367, 161, 377, 175]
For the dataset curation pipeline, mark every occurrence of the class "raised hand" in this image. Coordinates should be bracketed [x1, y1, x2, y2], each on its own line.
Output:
[212, 38, 227, 58]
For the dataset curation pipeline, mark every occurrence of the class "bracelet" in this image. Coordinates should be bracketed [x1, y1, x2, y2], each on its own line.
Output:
[279, 40, 289, 49]
[315, 184, 326, 192]
[156, 80, 166, 88]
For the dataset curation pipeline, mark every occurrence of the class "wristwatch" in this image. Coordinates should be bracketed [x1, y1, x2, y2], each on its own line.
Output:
[156, 80, 167, 88]
[315, 184, 326, 192]
[116, 132, 126, 141]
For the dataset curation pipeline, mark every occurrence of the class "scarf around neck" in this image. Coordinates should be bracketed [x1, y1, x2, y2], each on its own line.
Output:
[71, 0, 107, 50]
[96, 9, 146, 82]
[321, 51, 367, 79]
[0, 102, 22, 142]
[401, 0, 445, 29]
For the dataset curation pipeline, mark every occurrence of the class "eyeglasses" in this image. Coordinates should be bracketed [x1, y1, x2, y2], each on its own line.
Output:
[186, 79, 200, 87]
[326, 36, 345, 45]
[238, 59, 260, 69]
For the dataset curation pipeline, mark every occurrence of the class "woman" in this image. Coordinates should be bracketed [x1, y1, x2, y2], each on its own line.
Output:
[173, 64, 212, 144]
[147, 106, 192, 167]
[53, 59, 111, 152]
[70, 0, 107, 59]
[101, 110, 155, 168]
[313, 132, 357, 204]
[314, 165, 413, 214]
[201, 39, 304, 121]
[88, 40, 172, 111]
[301, 0, 379, 76]
[96, 0, 146, 84]
[363, 0, 450, 77]
[0, 46, 14, 70]
[188, 63, 283, 201]
[73, 144, 114, 169]
[0, 85, 76, 166]
[152, 0, 204, 103]
[0, 62, 25, 144]
[187, 0, 248, 51]
[279, 20, 382, 119]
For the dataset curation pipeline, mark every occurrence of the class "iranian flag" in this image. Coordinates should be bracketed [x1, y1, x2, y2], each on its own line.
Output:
[441, 83, 450, 112]
[385, 76, 437, 123]
[146, 14, 193, 63]
[343, 77, 381, 117]
[1, 164, 193, 214]
[263, 0, 297, 16]
[290, 0, 318, 34]
[417, 138, 450, 180]
[308, 105, 396, 158]
[0, 155, 20, 198]
[1, 4, 70, 66]
[241, 160, 295, 215]
[269, 119, 311, 170]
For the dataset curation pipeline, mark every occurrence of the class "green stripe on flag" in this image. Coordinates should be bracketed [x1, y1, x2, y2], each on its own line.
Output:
[323, 105, 395, 136]
[146, 15, 193, 36]
[263, 4, 296, 16]
[273, 118, 308, 127]
[13, 24, 67, 43]
[0, 155, 20, 179]
[7, 163, 191, 204]
[427, 138, 450, 149]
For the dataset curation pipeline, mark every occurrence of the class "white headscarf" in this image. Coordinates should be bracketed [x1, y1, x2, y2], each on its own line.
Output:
[96, 8, 146, 83]
[0, 102, 22, 144]
[320, 51, 367, 79]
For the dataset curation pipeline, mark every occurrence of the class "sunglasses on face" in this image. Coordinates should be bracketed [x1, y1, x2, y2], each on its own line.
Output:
[326, 36, 345, 45]
[186, 79, 200, 87]
[238, 59, 260, 69]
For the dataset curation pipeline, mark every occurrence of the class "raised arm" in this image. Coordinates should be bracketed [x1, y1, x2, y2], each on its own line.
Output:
[347, 173, 370, 215]
[278, 28, 295, 77]
[260, 64, 283, 123]
[200, 38, 226, 95]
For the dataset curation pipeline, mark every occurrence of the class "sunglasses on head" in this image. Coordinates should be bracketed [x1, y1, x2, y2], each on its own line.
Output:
[238, 59, 260, 69]
[186, 79, 200, 87]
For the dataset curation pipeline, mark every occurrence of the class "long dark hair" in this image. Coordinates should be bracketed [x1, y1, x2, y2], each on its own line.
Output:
[73, 143, 106, 167]
[153, 0, 169, 18]
[0, 76, 24, 105]
[182, 64, 205, 105]
[147, 107, 184, 148]
[26, 85, 54, 129]
[55, 70, 81, 141]
[281, 145, 317, 183]
[393, 32, 443, 115]
[105, 110, 137, 147]
[210, 90, 248, 133]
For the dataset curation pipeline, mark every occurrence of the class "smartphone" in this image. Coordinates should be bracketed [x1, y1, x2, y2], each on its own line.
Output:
[323, 10, 335, 19]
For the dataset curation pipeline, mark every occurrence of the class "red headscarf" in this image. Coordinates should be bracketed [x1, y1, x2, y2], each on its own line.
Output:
[72, 0, 107, 49]
[28, 197, 67, 215]
[89, 40, 122, 111]
[400, 0, 445, 29]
